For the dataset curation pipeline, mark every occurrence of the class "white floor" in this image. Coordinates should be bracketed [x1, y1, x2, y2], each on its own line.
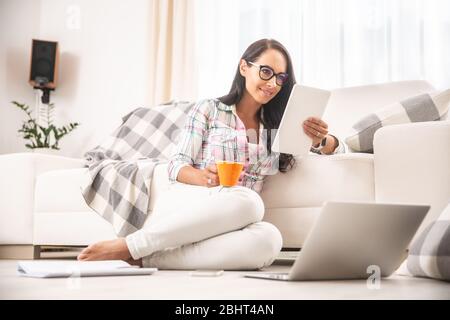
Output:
[1, 259, 449, 300]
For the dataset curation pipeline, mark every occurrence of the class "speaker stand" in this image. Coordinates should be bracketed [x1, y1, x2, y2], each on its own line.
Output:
[34, 89, 47, 127]
[33, 86, 53, 105]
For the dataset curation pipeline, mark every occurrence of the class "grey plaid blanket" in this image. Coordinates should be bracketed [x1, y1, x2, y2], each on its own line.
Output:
[80, 101, 195, 237]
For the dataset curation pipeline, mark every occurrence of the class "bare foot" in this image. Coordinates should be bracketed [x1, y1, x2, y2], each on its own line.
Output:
[77, 238, 131, 261]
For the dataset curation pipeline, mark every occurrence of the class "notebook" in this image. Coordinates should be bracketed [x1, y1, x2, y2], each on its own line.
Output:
[17, 260, 157, 278]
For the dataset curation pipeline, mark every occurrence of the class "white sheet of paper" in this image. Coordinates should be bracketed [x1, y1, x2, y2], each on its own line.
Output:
[272, 85, 331, 156]
[17, 260, 157, 278]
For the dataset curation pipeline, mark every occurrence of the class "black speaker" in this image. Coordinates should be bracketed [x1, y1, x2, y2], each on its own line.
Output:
[29, 39, 59, 90]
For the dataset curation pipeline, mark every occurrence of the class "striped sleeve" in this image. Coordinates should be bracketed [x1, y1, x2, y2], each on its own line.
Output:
[167, 100, 211, 183]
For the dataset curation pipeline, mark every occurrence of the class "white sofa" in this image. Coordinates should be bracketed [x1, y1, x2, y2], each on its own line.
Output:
[1, 80, 449, 259]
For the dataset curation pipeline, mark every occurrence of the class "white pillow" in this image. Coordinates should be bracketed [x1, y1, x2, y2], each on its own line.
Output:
[406, 203, 450, 281]
[345, 89, 450, 153]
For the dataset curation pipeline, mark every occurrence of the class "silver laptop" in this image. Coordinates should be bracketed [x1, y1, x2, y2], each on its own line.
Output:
[245, 201, 429, 281]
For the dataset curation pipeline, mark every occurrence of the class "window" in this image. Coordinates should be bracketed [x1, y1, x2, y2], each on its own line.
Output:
[194, 0, 450, 99]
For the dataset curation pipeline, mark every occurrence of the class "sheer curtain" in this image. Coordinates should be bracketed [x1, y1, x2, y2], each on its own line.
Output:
[194, 0, 450, 99]
[149, 0, 197, 106]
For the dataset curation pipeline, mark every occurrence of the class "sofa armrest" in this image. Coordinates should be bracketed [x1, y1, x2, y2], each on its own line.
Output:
[373, 121, 450, 240]
[0, 153, 84, 244]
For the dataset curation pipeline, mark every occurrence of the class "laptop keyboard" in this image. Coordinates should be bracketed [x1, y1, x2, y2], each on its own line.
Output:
[277, 250, 300, 261]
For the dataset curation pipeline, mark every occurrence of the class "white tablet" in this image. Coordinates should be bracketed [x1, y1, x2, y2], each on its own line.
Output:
[271, 84, 331, 156]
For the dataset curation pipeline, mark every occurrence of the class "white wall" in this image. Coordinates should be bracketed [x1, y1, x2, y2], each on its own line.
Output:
[0, 0, 153, 158]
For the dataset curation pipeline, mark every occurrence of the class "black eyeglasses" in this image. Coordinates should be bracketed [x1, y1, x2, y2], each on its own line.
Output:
[247, 61, 289, 86]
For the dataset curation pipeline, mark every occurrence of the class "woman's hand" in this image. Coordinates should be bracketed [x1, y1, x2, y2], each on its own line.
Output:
[302, 117, 329, 146]
[177, 164, 220, 187]
[200, 164, 220, 188]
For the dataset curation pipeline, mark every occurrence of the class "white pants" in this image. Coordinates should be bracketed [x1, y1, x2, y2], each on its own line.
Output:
[125, 183, 283, 270]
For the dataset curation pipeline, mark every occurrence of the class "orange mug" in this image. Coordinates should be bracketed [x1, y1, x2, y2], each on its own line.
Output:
[216, 161, 244, 187]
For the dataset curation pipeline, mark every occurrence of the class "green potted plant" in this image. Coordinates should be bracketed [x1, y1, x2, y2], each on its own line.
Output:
[12, 101, 79, 152]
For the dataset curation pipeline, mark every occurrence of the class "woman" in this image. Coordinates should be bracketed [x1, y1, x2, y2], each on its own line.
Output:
[78, 39, 344, 269]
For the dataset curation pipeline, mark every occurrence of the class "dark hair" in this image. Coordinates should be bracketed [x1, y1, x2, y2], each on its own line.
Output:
[218, 38, 296, 172]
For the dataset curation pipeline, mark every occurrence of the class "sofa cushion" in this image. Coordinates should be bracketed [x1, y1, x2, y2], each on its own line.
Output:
[260, 153, 375, 209]
[260, 153, 375, 248]
[0, 153, 84, 245]
[406, 203, 450, 281]
[345, 89, 450, 153]
[35, 164, 171, 214]
[33, 164, 171, 245]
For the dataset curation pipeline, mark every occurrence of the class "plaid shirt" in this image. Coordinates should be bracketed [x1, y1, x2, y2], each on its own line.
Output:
[168, 99, 345, 193]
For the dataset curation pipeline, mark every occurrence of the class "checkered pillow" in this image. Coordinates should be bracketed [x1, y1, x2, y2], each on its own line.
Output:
[406, 203, 450, 281]
[345, 89, 450, 153]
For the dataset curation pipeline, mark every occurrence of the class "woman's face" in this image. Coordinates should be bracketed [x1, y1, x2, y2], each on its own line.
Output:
[240, 48, 288, 105]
